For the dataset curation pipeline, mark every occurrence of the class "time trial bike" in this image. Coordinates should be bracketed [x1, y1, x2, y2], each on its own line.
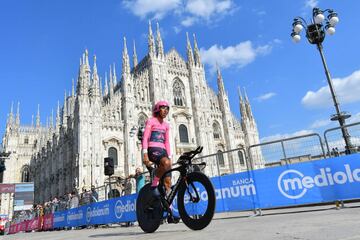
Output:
[136, 146, 216, 233]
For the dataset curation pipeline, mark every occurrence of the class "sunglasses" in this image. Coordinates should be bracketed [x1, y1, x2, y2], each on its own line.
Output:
[159, 106, 169, 111]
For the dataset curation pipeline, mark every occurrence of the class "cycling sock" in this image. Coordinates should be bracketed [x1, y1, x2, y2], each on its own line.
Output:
[151, 176, 159, 187]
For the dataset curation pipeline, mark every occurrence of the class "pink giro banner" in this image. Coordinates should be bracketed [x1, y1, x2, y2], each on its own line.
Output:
[26, 217, 41, 231]
[42, 214, 53, 230]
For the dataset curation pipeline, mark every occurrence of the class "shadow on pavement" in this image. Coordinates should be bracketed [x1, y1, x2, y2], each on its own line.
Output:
[214, 204, 360, 220]
[89, 229, 187, 238]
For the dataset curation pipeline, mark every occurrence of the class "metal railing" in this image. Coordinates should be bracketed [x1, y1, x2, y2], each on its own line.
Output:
[192, 133, 327, 179]
[194, 147, 250, 178]
[324, 121, 360, 156]
[249, 133, 326, 169]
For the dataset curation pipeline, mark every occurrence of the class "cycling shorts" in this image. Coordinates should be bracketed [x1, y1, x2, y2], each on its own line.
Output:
[148, 147, 168, 165]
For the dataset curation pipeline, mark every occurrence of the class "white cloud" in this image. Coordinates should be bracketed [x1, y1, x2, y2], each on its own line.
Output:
[173, 26, 181, 34]
[122, 0, 181, 20]
[273, 38, 282, 44]
[304, 0, 318, 9]
[252, 9, 266, 16]
[349, 112, 360, 124]
[302, 69, 360, 109]
[261, 129, 314, 143]
[185, 0, 232, 19]
[200, 41, 272, 72]
[255, 92, 276, 102]
[123, 0, 235, 27]
[310, 119, 331, 129]
[181, 17, 196, 27]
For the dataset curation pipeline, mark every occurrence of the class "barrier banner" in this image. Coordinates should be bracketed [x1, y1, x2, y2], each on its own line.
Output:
[12, 223, 19, 234]
[15, 222, 21, 233]
[42, 214, 54, 230]
[170, 171, 258, 216]
[26, 217, 41, 231]
[107, 193, 137, 224]
[20, 220, 27, 232]
[66, 206, 87, 227]
[53, 193, 137, 228]
[254, 154, 360, 208]
[173, 154, 360, 214]
[53, 210, 67, 228]
[8, 224, 16, 234]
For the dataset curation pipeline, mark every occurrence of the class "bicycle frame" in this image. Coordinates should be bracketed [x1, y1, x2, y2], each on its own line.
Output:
[157, 161, 206, 212]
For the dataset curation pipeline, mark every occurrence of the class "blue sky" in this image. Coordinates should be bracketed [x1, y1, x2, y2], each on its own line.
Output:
[1, 0, 360, 143]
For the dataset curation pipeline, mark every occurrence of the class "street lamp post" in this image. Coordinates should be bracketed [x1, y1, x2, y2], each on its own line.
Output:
[291, 8, 355, 154]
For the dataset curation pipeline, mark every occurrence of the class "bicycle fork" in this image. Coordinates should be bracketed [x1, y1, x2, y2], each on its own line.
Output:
[185, 180, 201, 203]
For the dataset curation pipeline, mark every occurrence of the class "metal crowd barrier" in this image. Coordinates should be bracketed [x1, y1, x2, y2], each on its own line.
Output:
[324, 121, 360, 156]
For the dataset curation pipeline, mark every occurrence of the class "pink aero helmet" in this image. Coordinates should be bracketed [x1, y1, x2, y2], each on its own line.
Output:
[153, 100, 170, 116]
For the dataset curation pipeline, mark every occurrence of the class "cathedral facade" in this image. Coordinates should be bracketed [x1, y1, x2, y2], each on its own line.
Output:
[1, 22, 263, 207]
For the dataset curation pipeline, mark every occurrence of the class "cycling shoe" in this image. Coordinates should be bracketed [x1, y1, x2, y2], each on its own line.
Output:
[167, 215, 180, 224]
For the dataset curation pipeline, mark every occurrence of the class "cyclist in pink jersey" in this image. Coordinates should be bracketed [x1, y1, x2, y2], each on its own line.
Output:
[142, 100, 172, 193]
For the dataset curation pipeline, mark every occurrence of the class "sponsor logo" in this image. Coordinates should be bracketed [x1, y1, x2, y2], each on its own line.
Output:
[86, 205, 110, 223]
[114, 200, 135, 219]
[86, 207, 92, 223]
[216, 177, 256, 199]
[54, 215, 65, 223]
[172, 178, 256, 213]
[278, 164, 360, 199]
[67, 210, 84, 224]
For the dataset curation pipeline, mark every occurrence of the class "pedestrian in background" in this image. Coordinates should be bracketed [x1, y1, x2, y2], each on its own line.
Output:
[129, 167, 145, 193]
[91, 185, 98, 202]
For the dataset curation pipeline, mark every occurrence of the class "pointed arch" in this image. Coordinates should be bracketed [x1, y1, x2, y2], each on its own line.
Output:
[108, 147, 118, 167]
[212, 121, 222, 140]
[21, 165, 30, 182]
[173, 78, 185, 106]
[179, 124, 189, 143]
[216, 150, 225, 167]
[238, 151, 245, 166]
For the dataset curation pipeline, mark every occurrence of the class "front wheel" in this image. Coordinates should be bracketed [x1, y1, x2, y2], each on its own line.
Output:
[177, 172, 216, 230]
[136, 183, 163, 233]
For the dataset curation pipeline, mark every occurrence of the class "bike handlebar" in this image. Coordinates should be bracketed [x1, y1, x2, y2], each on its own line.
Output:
[177, 146, 203, 164]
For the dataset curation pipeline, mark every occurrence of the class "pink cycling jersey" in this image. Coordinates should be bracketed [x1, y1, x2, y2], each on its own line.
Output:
[142, 117, 171, 156]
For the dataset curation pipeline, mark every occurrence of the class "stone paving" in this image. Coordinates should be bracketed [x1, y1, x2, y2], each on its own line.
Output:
[4, 203, 360, 240]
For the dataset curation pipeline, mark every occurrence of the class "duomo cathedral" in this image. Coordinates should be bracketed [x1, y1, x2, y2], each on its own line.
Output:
[1, 22, 264, 209]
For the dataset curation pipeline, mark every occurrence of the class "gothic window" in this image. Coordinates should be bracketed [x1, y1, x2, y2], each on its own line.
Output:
[145, 87, 148, 101]
[108, 147, 118, 167]
[217, 150, 225, 167]
[21, 165, 30, 182]
[213, 122, 222, 139]
[24, 137, 29, 144]
[238, 151, 245, 166]
[179, 124, 189, 143]
[173, 79, 185, 106]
